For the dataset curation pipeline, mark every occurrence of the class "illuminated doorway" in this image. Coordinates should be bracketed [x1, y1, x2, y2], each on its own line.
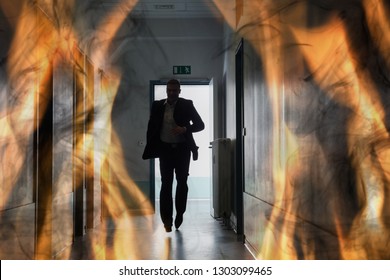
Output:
[151, 80, 213, 204]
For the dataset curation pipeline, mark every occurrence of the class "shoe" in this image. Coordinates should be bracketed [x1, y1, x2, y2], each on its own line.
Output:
[174, 215, 183, 229]
[164, 225, 172, 232]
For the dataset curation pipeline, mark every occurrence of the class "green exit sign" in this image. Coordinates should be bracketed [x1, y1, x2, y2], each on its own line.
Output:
[173, 65, 191, 75]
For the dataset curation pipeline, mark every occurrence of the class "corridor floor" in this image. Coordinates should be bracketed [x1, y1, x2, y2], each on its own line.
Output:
[66, 200, 255, 260]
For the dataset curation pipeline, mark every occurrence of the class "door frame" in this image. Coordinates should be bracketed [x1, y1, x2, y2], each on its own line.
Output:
[149, 79, 211, 209]
[235, 39, 245, 239]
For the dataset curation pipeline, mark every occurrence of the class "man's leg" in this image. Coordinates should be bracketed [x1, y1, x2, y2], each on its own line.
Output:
[174, 145, 191, 229]
[159, 148, 175, 231]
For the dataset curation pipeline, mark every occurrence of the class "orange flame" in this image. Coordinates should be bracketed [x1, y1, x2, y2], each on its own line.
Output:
[3, 0, 389, 260]
[0, 0, 166, 259]
[214, 0, 390, 259]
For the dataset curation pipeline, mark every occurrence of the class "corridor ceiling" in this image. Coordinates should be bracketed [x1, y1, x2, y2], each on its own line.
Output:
[95, 0, 222, 18]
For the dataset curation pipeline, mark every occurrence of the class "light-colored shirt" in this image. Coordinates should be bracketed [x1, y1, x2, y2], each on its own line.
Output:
[160, 100, 186, 143]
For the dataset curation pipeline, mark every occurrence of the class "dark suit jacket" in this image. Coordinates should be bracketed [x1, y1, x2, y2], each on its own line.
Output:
[142, 97, 205, 160]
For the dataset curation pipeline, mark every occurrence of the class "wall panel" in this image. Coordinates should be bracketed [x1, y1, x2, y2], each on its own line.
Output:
[232, 0, 390, 259]
[0, 204, 35, 259]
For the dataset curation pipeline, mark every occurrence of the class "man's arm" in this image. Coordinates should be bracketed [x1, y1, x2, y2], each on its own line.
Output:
[146, 101, 160, 141]
[186, 101, 204, 133]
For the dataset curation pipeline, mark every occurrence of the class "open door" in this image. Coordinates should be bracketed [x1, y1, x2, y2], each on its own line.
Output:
[150, 79, 213, 209]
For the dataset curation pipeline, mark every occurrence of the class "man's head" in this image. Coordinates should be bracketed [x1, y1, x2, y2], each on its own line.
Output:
[166, 79, 181, 104]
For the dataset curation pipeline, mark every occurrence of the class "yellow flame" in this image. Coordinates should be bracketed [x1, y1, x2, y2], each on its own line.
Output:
[1, 0, 168, 259]
[286, 5, 390, 259]
[91, 0, 139, 68]
[3, 0, 390, 260]
[290, 4, 389, 259]
[214, 0, 390, 259]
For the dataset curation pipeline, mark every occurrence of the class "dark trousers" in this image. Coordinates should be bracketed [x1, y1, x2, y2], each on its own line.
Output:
[159, 142, 191, 226]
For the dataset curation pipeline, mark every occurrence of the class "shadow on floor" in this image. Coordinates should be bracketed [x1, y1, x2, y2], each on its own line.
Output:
[65, 200, 254, 260]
